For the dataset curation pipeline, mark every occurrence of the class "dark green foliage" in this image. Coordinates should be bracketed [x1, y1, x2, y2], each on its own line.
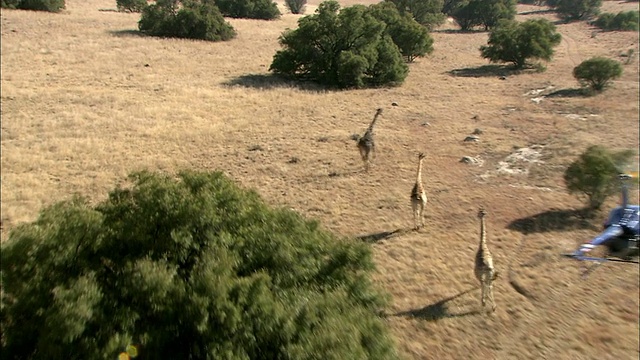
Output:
[117, 0, 146, 12]
[573, 57, 623, 92]
[370, 2, 434, 62]
[384, 0, 445, 30]
[593, 11, 639, 31]
[284, 0, 306, 14]
[269, 0, 409, 89]
[480, 19, 562, 69]
[1, 170, 398, 360]
[450, 0, 516, 30]
[552, 0, 602, 21]
[564, 146, 635, 210]
[214, 0, 281, 19]
[138, 0, 236, 42]
[0, 0, 64, 11]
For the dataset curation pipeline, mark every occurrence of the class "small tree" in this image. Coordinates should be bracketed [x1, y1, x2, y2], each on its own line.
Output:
[552, 0, 601, 21]
[573, 57, 623, 92]
[480, 18, 562, 69]
[138, 0, 236, 41]
[384, 0, 446, 30]
[564, 146, 635, 210]
[369, 2, 434, 62]
[116, 0, 146, 12]
[284, 0, 306, 14]
[214, 0, 281, 19]
[269, 1, 408, 89]
[0, 0, 64, 11]
[451, 0, 516, 31]
[1, 170, 399, 359]
[592, 11, 639, 31]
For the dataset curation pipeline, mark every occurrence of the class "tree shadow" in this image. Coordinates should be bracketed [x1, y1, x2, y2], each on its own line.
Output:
[447, 64, 521, 78]
[507, 208, 600, 234]
[355, 228, 412, 243]
[518, 9, 556, 15]
[431, 29, 485, 34]
[221, 73, 329, 91]
[109, 29, 147, 38]
[392, 287, 480, 321]
[545, 88, 590, 98]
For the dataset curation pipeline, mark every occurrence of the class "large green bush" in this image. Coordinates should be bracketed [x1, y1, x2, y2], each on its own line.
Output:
[592, 11, 639, 31]
[1, 170, 398, 360]
[0, 0, 64, 11]
[480, 18, 562, 69]
[214, 0, 281, 19]
[383, 0, 446, 30]
[552, 0, 602, 21]
[450, 0, 516, 31]
[270, 0, 409, 89]
[369, 2, 434, 62]
[138, 0, 236, 41]
[564, 146, 635, 210]
[573, 57, 623, 92]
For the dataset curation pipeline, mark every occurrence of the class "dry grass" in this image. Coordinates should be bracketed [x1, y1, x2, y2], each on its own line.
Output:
[1, 0, 639, 358]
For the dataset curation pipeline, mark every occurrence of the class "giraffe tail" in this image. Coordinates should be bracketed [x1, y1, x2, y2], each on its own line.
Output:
[492, 270, 500, 281]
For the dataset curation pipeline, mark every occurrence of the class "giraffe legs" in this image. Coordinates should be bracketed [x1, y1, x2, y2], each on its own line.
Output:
[479, 276, 496, 313]
[412, 201, 424, 230]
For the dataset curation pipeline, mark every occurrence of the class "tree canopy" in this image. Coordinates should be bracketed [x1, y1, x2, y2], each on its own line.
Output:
[480, 18, 562, 69]
[1, 170, 398, 360]
[573, 57, 623, 92]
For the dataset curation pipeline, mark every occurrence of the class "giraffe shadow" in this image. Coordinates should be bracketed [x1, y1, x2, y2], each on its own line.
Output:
[355, 228, 413, 243]
[507, 208, 599, 234]
[392, 287, 481, 321]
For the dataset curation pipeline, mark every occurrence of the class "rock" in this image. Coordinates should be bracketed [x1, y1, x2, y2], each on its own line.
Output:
[391, 102, 399, 106]
[463, 135, 479, 142]
[421, 122, 431, 127]
[472, 114, 480, 120]
[460, 156, 478, 164]
[472, 128, 483, 135]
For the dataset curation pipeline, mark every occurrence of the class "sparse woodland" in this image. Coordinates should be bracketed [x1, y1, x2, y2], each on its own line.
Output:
[1, 0, 639, 359]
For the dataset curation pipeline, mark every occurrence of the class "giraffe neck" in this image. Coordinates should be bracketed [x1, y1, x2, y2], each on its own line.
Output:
[367, 112, 381, 133]
[479, 217, 488, 251]
[416, 159, 423, 186]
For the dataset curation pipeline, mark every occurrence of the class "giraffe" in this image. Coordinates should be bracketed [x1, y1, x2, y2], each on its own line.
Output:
[357, 108, 383, 171]
[475, 208, 498, 313]
[410, 152, 428, 230]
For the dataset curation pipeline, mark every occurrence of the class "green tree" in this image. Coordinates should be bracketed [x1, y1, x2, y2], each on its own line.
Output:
[480, 18, 562, 69]
[593, 11, 639, 31]
[138, 0, 236, 41]
[117, 0, 146, 12]
[384, 0, 445, 30]
[552, 0, 601, 21]
[0, 0, 64, 11]
[214, 0, 281, 20]
[573, 57, 623, 92]
[450, 0, 516, 30]
[564, 146, 635, 210]
[284, 0, 306, 14]
[269, 0, 408, 89]
[1, 170, 398, 360]
[369, 2, 434, 62]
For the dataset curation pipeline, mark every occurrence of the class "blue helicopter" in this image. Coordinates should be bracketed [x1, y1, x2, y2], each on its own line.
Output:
[565, 173, 639, 267]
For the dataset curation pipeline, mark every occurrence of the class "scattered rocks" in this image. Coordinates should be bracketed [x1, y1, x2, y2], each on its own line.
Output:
[460, 156, 481, 164]
[248, 144, 264, 151]
[287, 157, 299, 164]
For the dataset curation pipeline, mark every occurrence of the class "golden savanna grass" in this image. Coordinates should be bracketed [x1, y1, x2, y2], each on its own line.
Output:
[1, 0, 639, 358]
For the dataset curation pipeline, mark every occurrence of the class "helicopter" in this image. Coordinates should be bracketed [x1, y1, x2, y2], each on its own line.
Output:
[564, 173, 639, 271]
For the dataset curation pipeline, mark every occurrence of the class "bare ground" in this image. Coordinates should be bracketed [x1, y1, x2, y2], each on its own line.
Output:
[1, 0, 639, 359]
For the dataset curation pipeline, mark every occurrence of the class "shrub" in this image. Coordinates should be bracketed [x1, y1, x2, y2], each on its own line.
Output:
[0, 0, 65, 11]
[117, 0, 147, 12]
[480, 18, 562, 69]
[564, 146, 635, 210]
[1, 170, 398, 360]
[451, 0, 516, 31]
[369, 1, 434, 62]
[592, 11, 639, 31]
[138, 0, 236, 41]
[214, 0, 281, 19]
[284, 0, 306, 14]
[573, 57, 623, 92]
[552, 0, 601, 21]
[269, 0, 408, 89]
[384, 0, 446, 30]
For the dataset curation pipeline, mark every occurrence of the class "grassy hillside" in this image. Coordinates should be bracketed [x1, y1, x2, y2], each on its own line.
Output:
[1, 0, 638, 358]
